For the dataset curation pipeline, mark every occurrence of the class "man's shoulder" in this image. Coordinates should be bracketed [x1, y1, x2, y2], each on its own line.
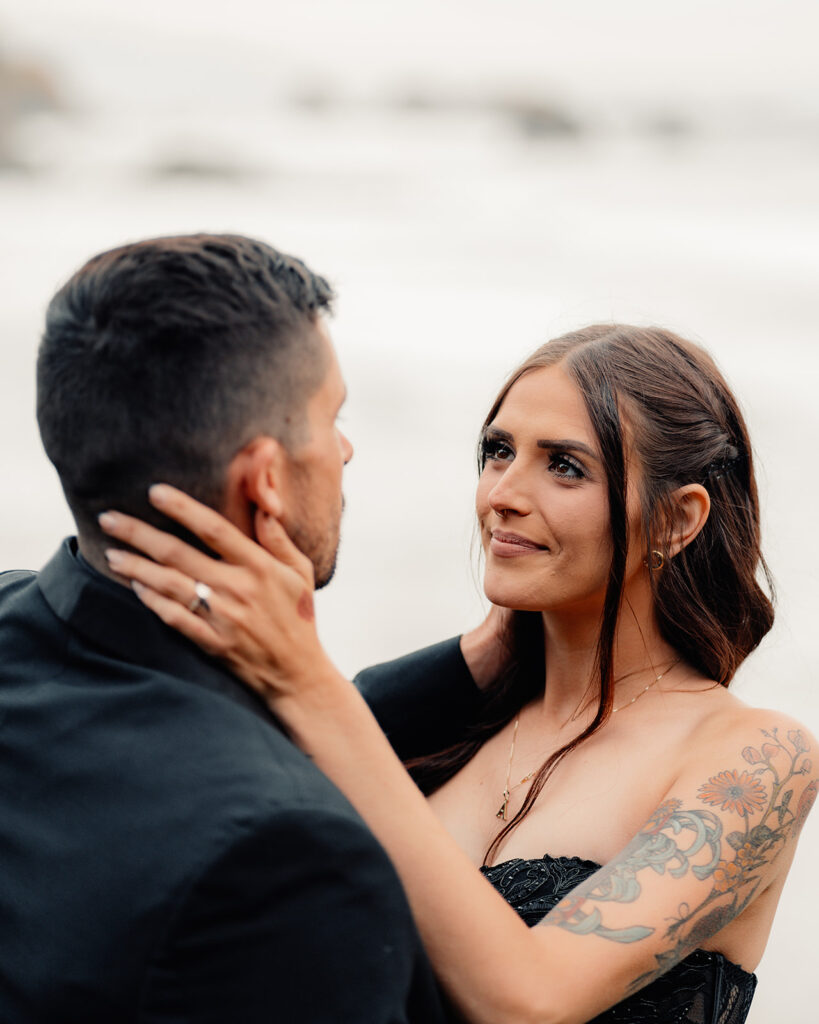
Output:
[48, 646, 365, 828]
[0, 568, 37, 582]
[0, 575, 366, 844]
[146, 672, 365, 823]
[0, 554, 376, 873]
[0, 565, 69, 675]
[0, 565, 64, 638]
[0, 568, 39, 602]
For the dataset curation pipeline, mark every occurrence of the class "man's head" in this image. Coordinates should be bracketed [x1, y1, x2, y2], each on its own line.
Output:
[37, 233, 351, 586]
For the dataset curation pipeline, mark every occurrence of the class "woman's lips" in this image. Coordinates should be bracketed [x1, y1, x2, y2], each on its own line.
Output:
[489, 531, 547, 558]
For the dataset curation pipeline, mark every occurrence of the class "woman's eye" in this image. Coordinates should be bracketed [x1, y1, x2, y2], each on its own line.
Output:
[481, 438, 514, 463]
[549, 454, 584, 479]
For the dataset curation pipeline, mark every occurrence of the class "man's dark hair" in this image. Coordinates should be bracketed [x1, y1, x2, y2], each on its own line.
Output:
[37, 233, 333, 541]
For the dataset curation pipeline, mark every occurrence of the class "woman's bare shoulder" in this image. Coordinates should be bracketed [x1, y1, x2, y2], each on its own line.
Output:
[695, 690, 816, 753]
[670, 694, 818, 847]
[667, 667, 814, 741]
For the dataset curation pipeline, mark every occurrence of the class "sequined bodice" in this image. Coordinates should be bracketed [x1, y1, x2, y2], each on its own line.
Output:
[481, 854, 757, 1024]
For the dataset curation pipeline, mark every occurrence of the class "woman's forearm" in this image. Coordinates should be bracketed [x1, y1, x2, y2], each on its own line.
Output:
[277, 665, 575, 1024]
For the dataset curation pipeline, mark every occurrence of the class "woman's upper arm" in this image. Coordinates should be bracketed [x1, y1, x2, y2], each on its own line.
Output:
[530, 711, 818, 1020]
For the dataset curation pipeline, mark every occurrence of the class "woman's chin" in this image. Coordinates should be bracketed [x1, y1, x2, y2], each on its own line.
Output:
[483, 582, 544, 613]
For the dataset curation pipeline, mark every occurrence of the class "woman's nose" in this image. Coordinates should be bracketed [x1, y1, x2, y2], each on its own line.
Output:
[487, 464, 532, 518]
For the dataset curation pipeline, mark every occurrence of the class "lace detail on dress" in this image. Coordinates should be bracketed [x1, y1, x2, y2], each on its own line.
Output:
[481, 854, 757, 1024]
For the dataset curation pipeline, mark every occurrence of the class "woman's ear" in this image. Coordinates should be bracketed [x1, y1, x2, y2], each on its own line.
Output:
[668, 483, 711, 557]
[222, 437, 286, 537]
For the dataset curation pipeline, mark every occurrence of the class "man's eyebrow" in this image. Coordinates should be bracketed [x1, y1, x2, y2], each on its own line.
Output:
[484, 426, 598, 460]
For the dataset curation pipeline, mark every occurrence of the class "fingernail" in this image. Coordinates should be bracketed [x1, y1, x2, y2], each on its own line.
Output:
[104, 548, 123, 567]
[131, 581, 146, 597]
[98, 512, 118, 530]
[148, 483, 171, 506]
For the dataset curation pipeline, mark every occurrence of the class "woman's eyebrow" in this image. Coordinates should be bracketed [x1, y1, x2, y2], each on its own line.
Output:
[483, 425, 597, 458]
[485, 426, 598, 461]
[537, 438, 599, 461]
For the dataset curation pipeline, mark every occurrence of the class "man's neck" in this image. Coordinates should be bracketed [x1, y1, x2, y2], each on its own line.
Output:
[76, 532, 129, 587]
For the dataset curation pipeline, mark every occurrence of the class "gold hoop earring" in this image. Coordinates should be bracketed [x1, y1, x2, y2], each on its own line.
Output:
[644, 549, 665, 571]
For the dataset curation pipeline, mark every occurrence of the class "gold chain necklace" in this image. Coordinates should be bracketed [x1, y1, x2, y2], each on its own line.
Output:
[496, 717, 535, 821]
[495, 660, 680, 822]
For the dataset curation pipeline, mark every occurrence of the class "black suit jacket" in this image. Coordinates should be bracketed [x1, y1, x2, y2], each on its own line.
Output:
[0, 541, 453, 1023]
[354, 640, 480, 763]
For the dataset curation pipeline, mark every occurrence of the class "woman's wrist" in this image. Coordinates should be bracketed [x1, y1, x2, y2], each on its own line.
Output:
[268, 659, 354, 746]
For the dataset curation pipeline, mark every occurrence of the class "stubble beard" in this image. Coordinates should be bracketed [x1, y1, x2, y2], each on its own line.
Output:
[314, 549, 339, 590]
[287, 499, 344, 591]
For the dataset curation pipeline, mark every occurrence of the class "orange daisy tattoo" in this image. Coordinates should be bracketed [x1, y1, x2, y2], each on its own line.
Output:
[697, 769, 767, 817]
[643, 799, 683, 834]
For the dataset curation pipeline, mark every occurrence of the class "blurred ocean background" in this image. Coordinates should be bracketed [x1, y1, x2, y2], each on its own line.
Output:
[1, 2, 817, 1017]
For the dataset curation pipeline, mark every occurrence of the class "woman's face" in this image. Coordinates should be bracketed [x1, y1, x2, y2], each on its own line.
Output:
[476, 363, 643, 615]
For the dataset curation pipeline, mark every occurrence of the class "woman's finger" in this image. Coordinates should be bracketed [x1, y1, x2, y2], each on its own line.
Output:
[130, 581, 227, 657]
[148, 484, 268, 568]
[104, 548, 207, 608]
[98, 510, 228, 585]
[254, 509, 315, 583]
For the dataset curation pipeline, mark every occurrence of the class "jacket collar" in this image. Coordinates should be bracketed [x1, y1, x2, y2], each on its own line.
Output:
[37, 538, 276, 724]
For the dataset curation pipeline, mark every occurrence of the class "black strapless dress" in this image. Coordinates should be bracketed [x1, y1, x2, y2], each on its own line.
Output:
[482, 854, 757, 1024]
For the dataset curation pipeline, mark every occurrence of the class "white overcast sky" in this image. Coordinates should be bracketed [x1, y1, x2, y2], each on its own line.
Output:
[2, 0, 818, 113]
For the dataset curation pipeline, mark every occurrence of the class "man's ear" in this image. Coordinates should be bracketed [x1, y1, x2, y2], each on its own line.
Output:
[667, 483, 711, 558]
[222, 436, 286, 538]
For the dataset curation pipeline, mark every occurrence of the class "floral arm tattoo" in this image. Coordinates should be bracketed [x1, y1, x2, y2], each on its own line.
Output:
[540, 727, 817, 992]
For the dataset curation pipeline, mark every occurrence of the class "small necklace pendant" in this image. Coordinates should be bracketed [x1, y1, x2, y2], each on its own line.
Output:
[496, 790, 510, 821]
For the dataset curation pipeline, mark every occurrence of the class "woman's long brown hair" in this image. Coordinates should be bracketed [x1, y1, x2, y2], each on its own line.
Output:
[406, 325, 775, 865]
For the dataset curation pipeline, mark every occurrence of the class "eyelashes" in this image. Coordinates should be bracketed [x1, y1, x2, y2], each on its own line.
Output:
[480, 436, 514, 464]
[548, 454, 586, 480]
[480, 436, 587, 480]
